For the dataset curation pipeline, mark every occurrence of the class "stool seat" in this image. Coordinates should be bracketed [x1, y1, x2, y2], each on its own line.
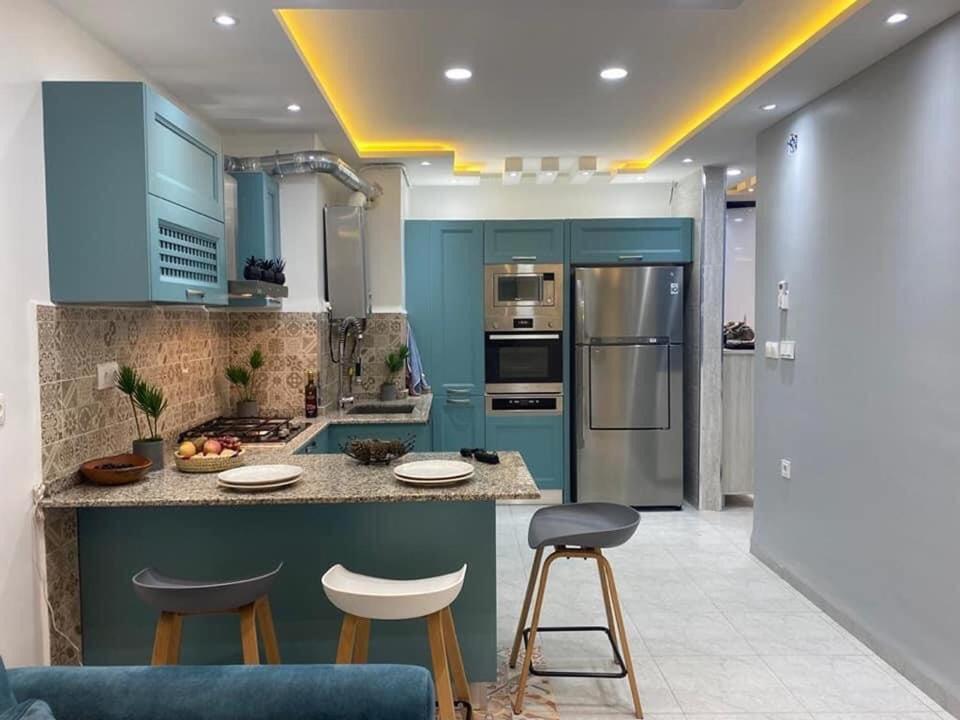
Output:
[322, 564, 467, 621]
[528, 502, 640, 549]
[133, 564, 283, 615]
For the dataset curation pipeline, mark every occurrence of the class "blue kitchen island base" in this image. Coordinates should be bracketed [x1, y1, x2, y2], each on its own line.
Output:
[77, 502, 497, 680]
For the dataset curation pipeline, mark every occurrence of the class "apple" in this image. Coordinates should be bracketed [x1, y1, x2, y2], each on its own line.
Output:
[203, 439, 222, 456]
[178, 441, 197, 458]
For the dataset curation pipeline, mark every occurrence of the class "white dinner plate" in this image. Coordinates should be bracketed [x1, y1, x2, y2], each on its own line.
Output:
[393, 460, 475, 481]
[217, 477, 300, 492]
[393, 471, 474, 488]
[218, 465, 303, 486]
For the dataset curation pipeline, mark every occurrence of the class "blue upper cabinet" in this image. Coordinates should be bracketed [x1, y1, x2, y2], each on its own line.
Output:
[569, 218, 693, 264]
[43, 82, 226, 305]
[404, 221, 484, 395]
[483, 220, 564, 264]
[234, 171, 281, 268]
[145, 88, 224, 222]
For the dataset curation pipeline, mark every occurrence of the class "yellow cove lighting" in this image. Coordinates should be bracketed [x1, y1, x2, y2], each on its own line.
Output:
[278, 2, 868, 174]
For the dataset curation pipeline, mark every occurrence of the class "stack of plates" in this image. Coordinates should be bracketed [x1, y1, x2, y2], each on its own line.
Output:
[393, 460, 475, 487]
[217, 465, 303, 492]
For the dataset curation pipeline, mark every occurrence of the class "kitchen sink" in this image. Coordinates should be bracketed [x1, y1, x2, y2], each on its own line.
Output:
[345, 403, 417, 415]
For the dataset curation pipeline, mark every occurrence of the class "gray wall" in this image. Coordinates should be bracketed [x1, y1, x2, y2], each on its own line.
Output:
[753, 11, 960, 714]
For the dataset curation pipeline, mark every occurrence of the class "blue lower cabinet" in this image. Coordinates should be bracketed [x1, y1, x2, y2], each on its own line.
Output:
[433, 395, 485, 451]
[297, 424, 432, 454]
[485, 414, 563, 490]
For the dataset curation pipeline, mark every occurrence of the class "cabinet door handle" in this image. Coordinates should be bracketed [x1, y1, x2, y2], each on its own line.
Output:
[511, 255, 537, 261]
[446, 398, 472, 405]
[618, 255, 644, 262]
[185, 288, 206, 298]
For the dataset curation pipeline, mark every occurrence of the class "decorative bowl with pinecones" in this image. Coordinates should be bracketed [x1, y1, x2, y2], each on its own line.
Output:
[340, 436, 416, 465]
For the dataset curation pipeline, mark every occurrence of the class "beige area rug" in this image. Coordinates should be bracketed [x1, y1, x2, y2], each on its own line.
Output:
[479, 646, 560, 720]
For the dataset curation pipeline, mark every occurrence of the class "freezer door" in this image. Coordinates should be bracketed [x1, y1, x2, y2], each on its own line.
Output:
[574, 266, 683, 344]
[589, 345, 670, 430]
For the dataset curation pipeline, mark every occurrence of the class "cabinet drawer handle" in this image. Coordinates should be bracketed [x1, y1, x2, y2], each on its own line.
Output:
[446, 398, 472, 405]
[618, 255, 644, 261]
[446, 387, 472, 394]
[511, 255, 537, 261]
[185, 288, 206, 298]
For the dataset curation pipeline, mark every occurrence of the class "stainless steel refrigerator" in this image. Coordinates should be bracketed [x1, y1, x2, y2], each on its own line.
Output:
[573, 266, 684, 507]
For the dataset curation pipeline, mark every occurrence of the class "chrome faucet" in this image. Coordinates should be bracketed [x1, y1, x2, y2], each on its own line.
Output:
[336, 316, 364, 410]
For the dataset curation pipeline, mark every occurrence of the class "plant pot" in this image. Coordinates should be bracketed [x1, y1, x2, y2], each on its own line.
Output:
[243, 266, 262, 281]
[237, 400, 260, 418]
[275, 271, 286, 285]
[132, 439, 165, 471]
[261, 270, 276, 284]
[379, 382, 398, 402]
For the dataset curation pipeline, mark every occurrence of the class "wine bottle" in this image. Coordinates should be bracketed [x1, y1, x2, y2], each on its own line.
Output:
[305, 370, 318, 418]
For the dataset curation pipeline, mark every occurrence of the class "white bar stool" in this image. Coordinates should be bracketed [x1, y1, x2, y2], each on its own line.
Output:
[322, 563, 470, 720]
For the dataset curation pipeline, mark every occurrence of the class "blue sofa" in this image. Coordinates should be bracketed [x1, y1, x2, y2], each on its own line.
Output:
[4, 664, 435, 720]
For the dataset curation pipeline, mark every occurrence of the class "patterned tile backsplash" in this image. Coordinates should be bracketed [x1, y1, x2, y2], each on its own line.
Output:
[36, 306, 408, 492]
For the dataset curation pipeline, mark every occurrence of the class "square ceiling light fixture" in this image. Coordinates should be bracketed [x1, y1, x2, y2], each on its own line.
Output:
[611, 168, 646, 184]
[571, 156, 597, 184]
[537, 157, 560, 185]
[503, 156, 524, 185]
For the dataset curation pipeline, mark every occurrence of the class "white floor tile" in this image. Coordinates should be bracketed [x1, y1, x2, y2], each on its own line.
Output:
[632, 611, 754, 657]
[726, 612, 866, 656]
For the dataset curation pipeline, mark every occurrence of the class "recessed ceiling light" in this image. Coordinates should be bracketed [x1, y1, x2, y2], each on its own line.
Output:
[444, 67, 472, 81]
[420, 160, 432, 167]
[681, 157, 694, 164]
[286, 103, 301, 113]
[600, 67, 628, 81]
[727, 167, 742, 177]
[760, 103, 778, 111]
[886, 11, 909, 24]
[733, 217, 744, 223]
[213, 13, 237, 27]
[748, 187, 755, 193]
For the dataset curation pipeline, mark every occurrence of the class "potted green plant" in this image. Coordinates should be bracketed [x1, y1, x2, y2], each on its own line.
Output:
[381, 346, 409, 401]
[115, 366, 168, 469]
[226, 347, 265, 417]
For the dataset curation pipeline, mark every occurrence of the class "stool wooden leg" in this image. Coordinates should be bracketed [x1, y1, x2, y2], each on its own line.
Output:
[441, 607, 471, 705]
[513, 551, 559, 715]
[255, 596, 281, 664]
[151, 612, 180, 666]
[167, 613, 183, 664]
[509, 546, 544, 669]
[426, 611, 456, 720]
[599, 553, 643, 719]
[335, 614, 359, 664]
[352, 618, 371, 663]
[597, 553, 620, 654]
[239, 603, 260, 665]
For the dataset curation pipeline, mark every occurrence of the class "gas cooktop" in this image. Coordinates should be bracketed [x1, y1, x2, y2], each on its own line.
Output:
[178, 417, 309, 445]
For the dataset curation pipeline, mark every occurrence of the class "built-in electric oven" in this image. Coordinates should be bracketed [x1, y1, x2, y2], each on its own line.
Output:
[485, 263, 563, 332]
[485, 331, 563, 394]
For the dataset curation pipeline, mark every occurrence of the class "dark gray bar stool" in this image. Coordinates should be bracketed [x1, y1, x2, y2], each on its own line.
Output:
[510, 503, 643, 718]
[132, 563, 283, 666]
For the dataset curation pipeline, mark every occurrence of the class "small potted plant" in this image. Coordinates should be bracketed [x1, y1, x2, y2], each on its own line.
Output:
[273, 258, 286, 285]
[243, 256, 262, 281]
[115, 366, 169, 470]
[226, 347, 265, 417]
[259, 258, 276, 284]
[381, 346, 409, 401]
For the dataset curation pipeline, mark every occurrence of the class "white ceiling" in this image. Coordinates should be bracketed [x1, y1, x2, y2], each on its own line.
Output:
[51, 0, 960, 185]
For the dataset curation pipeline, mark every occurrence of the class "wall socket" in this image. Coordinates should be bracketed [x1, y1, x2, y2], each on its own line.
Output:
[780, 458, 792, 479]
[96, 361, 119, 391]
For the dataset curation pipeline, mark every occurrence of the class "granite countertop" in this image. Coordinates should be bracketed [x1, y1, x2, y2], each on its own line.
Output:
[41, 394, 542, 508]
[723, 347, 756, 355]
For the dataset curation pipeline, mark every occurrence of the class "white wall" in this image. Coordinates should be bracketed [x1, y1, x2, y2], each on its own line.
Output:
[408, 181, 673, 219]
[724, 205, 756, 326]
[360, 166, 406, 313]
[0, 0, 143, 665]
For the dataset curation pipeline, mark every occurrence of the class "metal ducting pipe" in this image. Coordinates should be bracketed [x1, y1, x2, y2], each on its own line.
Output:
[223, 150, 381, 200]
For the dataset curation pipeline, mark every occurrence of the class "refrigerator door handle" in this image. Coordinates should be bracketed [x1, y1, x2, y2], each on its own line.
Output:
[576, 349, 586, 450]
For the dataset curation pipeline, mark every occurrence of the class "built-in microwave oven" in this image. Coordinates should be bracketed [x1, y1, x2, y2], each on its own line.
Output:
[484, 263, 563, 332]
[485, 331, 563, 394]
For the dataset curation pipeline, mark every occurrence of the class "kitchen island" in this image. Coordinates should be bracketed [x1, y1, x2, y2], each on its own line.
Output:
[40, 397, 540, 682]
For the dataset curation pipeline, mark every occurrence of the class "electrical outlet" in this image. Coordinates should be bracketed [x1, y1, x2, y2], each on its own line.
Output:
[96, 361, 119, 391]
[764, 341, 780, 359]
[779, 340, 796, 360]
[0, 393, 6, 426]
[780, 458, 792, 479]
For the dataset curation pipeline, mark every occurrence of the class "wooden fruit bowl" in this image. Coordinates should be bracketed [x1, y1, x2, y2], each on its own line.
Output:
[175, 449, 246, 474]
[80, 454, 153, 486]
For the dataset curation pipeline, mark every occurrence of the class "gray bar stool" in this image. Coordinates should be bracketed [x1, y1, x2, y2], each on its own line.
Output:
[132, 563, 283, 666]
[510, 503, 643, 718]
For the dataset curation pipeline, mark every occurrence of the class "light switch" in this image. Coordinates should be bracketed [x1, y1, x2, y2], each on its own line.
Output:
[780, 458, 792, 479]
[764, 341, 780, 359]
[96, 361, 119, 390]
[779, 340, 796, 360]
[777, 280, 790, 310]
